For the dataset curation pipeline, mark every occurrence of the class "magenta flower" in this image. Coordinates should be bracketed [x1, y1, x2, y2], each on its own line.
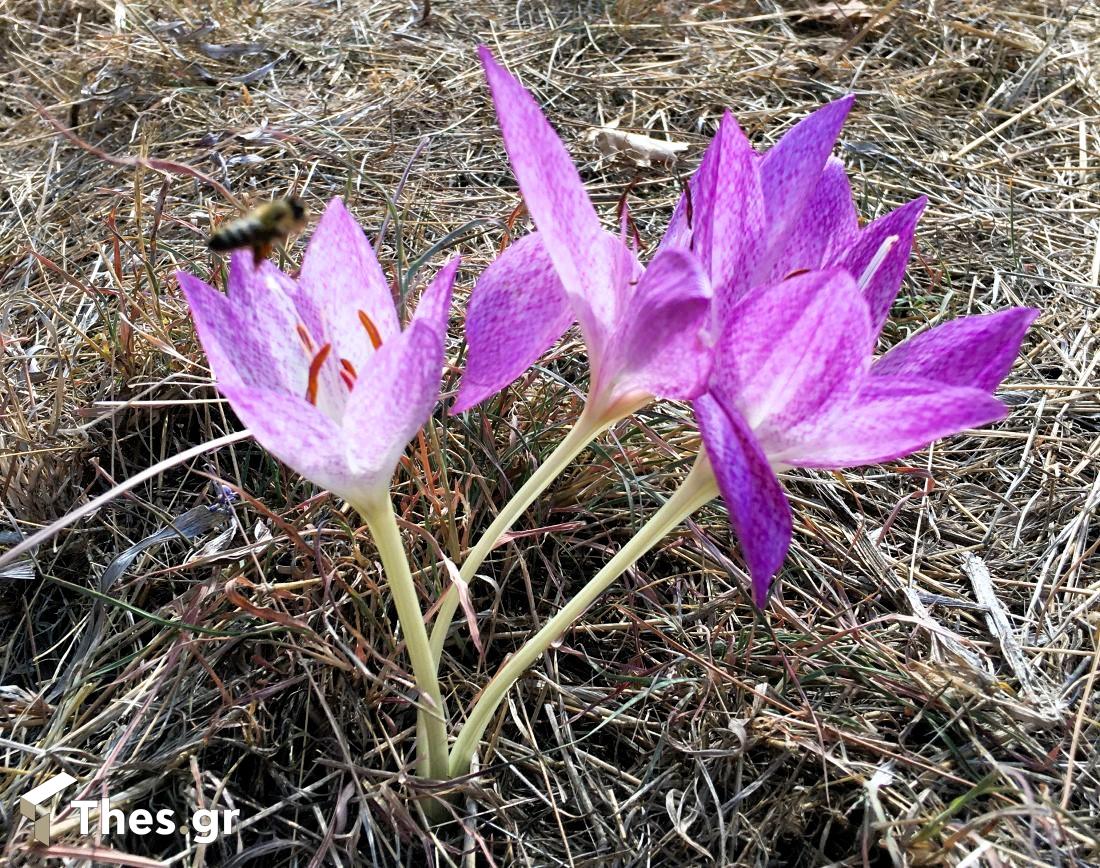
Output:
[452, 48, 711, 419]
[660, 100, 926, 333]
[178, 197, 459, 505]
[693, 268, 1038, 607]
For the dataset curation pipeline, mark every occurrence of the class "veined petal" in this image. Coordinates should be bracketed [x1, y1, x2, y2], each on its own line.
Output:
[773, 156, 859, 280]
[224, 251, 313, 346]
[658, 111, 756, 256]
[410, 256, 459, 336]
[756, 96, 854, 280]
[694, 393, 792, 608]
[479, 47, 617, 332]
[299, 197, 400, 371]
[696, 112, 766, 320]
[712, 269, 871, 456]
[453, 233, 572, 413]
[343, 320, 444, 484]
[841, 196, 926, 332]
[217, 384, 354, 497]
[600, 246, 711, 402]
[658, 186, 692, 253]
[785, 376, 1006, 469]
[872, 307, 1039, 392]
[178, 270, 305, 393]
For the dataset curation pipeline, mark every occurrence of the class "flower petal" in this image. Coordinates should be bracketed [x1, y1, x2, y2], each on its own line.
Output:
[600, 246, 711, 402]
[694, 393, 792, 608]
[659, 111, 759, 255]
[217, 383, 354, 496]
[410, 255, 459, 336]
[785, 376, 1007, 468]
[479, 47, 617, 336]
[872, 307, 1039, 392]
[452, 233, 573, 413]
[178, 269, 304, 393]
[841, 196, 926, 331]
[298, 197, 400, 370]
[712, 269, 871, 456]
[343, 320, 444, 485]
[773, 156, 859, 279]
[756, 96, 854, 280]
[694, 112, 766, 321]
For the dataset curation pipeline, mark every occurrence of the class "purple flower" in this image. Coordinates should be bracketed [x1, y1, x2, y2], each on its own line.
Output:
[178, 197, 459, 505]
[649, 98, 1038, 607]
[452, 48, 711, 420]
[660, 101, 926, 334]
[694, 268, 1038, 607]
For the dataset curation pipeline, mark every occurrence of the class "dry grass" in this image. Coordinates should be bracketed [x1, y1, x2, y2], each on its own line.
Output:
[1, 0, 1098, 865]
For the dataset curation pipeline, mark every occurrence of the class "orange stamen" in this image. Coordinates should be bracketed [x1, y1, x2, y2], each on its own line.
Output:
[340, 357, 358, 379]
[339, 371, 355, 391]
[296, 324, 314, 353]
[306, 343, 332, 406]
[358, 310, 383, 350]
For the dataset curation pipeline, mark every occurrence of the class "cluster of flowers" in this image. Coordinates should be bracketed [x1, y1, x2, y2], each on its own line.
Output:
[179, 47, 1037, 784]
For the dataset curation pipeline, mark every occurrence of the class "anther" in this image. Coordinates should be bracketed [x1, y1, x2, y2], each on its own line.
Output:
[306, 343, 332, 406]
[358, 310, 383, 350]
[339, 358, 358, 391]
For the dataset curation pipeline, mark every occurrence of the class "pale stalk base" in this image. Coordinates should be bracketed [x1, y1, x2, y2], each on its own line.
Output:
[427, 404, 617, 667]
[357, 495, 450, 782]
[447, 453, 719, 776]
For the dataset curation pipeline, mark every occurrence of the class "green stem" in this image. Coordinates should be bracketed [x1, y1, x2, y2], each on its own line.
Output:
[357, 494, 450, 781]
[428, 403, 620, 666]
[448, 453, 719, 776]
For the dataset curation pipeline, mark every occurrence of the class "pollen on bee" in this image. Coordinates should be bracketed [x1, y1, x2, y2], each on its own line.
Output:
[306, 343, 332, 406]
[358, 310, 383, 350]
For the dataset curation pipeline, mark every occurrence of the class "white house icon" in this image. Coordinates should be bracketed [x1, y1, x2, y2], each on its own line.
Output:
[20, 772, 77, 845]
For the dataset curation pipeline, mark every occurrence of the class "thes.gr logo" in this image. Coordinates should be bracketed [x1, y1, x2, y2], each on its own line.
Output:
[20, 772, 76, 845]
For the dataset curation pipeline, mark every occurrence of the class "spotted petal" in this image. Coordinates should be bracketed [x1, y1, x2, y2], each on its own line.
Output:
[694, 393, 792, 608]
[178, 270, 304, 394]
[773, 156, 859, 280]
[842, 197, 926, 331]
[479, 47, 617, 340]
[410, 255, 459, 336]
[712, 269, 871, 456]
[872, 307, 1039, 392]
[756, 97, 854, 281]
[452, 234, 572, 413]
[343, 319, 447, 487]
[787, 376, 1007, 468]
[694, 112, 766, 320]
[599, 246, 711, 401]
[217, 384, 353, 497]
[298, 197, 400, 372]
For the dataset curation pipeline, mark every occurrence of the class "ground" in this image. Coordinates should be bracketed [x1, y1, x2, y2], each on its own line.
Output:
[1, 1, 1098, 865]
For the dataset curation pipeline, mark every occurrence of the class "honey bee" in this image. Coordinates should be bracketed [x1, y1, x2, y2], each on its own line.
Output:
[207, 197, 307, 263]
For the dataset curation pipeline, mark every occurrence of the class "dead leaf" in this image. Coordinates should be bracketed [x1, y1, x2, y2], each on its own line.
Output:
[587, 121, 689, 169]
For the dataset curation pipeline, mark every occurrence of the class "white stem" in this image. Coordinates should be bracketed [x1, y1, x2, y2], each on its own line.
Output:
[448, 453, 719, 776]
[428, 399, 638, 664]
[357, 494, 450, 780]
